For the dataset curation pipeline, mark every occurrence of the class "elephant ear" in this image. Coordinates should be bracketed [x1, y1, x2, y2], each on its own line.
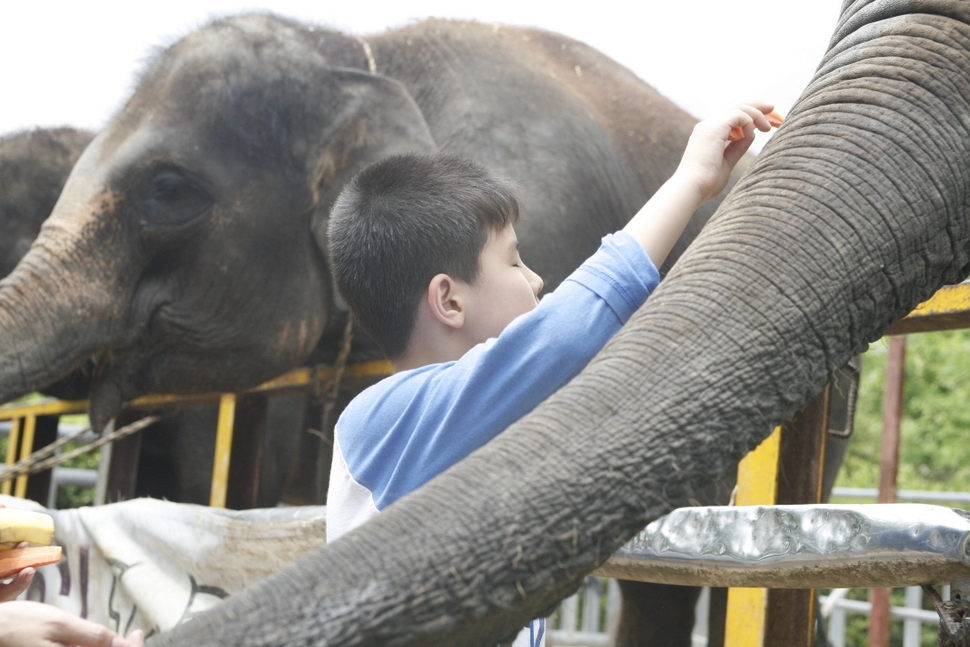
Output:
[308, 69, 437, 262]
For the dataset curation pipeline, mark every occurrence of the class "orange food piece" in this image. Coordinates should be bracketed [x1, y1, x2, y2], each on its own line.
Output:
[728, 110, 785, 141]
[0, 545, 62, 578]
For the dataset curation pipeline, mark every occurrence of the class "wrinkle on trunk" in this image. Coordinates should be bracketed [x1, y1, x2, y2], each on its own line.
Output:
[0, 216, 132, 405]
[150, 3, 970, 646]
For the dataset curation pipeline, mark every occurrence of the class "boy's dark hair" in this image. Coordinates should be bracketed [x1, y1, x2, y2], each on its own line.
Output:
[328, 152, 520, 358]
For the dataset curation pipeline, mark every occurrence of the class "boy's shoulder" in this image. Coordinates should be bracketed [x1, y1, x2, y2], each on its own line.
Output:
[337, 361, 455, 439]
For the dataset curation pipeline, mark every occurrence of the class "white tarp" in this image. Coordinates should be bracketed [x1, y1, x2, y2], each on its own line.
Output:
[0, 495, 327, 639]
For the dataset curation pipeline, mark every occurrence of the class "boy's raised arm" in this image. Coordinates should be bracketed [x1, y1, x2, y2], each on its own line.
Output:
[625, 101, 776, 268]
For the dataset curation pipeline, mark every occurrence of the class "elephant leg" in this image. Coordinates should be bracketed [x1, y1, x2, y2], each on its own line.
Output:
[614, 581, 701, 647]
[706, 588, 727, 647]
[258, 394, 311, 507]
[132, 407, 219, 504]
[614, 467, 737, 646]
[279, 391, 350, 506]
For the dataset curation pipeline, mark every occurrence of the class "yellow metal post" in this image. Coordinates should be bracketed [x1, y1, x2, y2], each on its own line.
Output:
[210, 394, 236, 508]
[724, 426, 782, 647]
[13, 415, 37, 499]
[2, 417, 22, 496]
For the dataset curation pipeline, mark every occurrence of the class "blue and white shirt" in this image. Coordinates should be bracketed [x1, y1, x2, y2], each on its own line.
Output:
[327, 231, 659, 647]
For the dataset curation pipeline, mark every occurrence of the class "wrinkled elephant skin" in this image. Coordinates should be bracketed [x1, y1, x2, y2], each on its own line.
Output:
[141, 2, 970, 645]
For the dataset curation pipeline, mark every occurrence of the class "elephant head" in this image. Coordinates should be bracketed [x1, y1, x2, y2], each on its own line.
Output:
[0, 16, 435, 431]
[0, 127, 93, 277]
[145, 2, 970, 645]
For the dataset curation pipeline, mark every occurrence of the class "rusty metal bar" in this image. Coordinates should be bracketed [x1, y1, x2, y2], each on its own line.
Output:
[868, 335, 907, 647]
[878, 336, 906, 504]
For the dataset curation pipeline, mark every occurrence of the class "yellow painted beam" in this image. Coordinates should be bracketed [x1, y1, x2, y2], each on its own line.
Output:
[724, 427, 782, 647]
[0, 362, 395, 420]
[0, 361, 395, 502]
[1, 418, 21, 496]
[209, 394, 236, 508]
[13, 415, 36, 499]
[891, 282, 970, 334]
[0, 399, 87, 421]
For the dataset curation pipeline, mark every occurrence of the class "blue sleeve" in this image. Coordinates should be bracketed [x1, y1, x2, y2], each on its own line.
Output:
[337, 231, 659, 510]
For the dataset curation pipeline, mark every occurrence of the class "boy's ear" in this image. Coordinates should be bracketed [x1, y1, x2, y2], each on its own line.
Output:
[427, 274, 465, 329]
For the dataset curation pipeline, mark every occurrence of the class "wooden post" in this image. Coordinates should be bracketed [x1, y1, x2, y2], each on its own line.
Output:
[764, 386, 831, 647]
[868, 335, 906, 647]
[1, 418, 20, 496]
[225, 393, 267, 510]
[24, 415, 59, 504]
[102, 411, 145, 504]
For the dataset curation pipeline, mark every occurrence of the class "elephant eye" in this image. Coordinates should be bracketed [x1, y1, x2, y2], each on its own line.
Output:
[136, 168, 213, 227]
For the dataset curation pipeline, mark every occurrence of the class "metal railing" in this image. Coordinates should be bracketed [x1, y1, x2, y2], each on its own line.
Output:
[0, 360, 393, 508]
[547, 583, 945, 647]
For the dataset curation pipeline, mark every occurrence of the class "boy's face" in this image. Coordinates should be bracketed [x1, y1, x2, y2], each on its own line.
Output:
[461, 224, 543, 345]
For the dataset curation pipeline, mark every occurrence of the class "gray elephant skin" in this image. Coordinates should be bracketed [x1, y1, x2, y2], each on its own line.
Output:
[99, 1, 969, 645]
[0, 13, 764, 645]
[0, 127, 308, 507]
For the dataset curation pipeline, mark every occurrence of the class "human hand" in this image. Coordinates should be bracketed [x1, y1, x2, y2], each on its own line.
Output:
[0, 502, 34, 603]
[0, 601, 144, 647]
[673, 101, 776, 204]
[0, 562, 33, 602]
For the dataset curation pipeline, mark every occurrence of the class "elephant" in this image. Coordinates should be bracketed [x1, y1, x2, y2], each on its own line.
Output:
[102, 0, 967, 644]
[0, 11, 864, 645]
[0, 127, 94, 278]
[0, 127, 315, 507]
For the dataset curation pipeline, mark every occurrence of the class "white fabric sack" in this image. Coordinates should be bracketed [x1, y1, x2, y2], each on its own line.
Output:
[0, 495, 327, 638]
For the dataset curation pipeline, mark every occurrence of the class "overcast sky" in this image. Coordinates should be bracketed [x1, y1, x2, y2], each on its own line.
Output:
[0, 2, 845, 152]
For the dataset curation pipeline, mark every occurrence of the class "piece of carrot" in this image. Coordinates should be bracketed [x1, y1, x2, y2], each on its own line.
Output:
[0, 545, 61, 579]
[728, 110, 785, 142]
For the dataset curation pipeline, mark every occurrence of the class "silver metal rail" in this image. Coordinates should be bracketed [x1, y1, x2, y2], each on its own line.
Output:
[596, 504, 970, 588]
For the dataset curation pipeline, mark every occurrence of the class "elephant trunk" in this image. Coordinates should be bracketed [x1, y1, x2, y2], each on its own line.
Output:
[0, 161, 137, 410]
[151, 2, 970, 646]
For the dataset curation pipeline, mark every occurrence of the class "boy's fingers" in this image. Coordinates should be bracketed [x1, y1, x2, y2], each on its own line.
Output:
[739, 99, 775, 115]
[0, 567, 34, 602]
[48, 615, 129, 647]
[127, 629, 146, 646]
[737, 105, 771, 132]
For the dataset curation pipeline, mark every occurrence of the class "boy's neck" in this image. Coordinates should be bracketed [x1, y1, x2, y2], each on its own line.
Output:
[392, 310, 472, 373]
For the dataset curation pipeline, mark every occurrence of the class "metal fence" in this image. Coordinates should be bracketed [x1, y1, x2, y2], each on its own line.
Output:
[548, 581, 943, 647]
[820, 587, 942, 647]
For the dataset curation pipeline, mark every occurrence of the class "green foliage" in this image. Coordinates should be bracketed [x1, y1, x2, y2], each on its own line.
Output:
[836, 329, 970, 493]
[830, 331, 968, 644]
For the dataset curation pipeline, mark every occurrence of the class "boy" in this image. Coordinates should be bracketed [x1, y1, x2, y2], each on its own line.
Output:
[326, 102, 775, 647]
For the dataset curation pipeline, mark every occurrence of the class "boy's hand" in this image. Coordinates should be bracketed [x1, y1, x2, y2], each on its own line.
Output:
[0, 561, 33, 602]
[674, 101, 776, 204]
[0, 600, 145, 647]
